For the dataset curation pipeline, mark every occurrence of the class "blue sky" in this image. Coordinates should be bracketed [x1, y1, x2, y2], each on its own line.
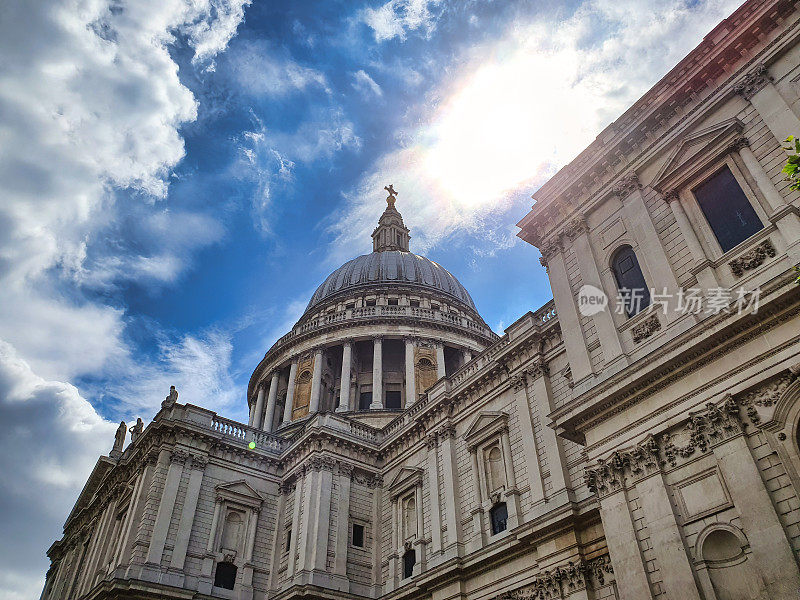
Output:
[0, 0, 746, 596]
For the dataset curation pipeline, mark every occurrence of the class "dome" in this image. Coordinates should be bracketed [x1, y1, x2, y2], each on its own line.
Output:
[305, 250, 477, 313]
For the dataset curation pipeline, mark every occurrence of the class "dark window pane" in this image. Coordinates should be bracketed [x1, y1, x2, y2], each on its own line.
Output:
[352, 523, 365, 547]
[612, 246, 651, 317]
[694, 166, 762, 253]
[385, 390, 402, 409]
[490, 503, 508, 535]
[214, 562, 237, 590]
[285, 529, 291, 552]
[403, 549, 416, 579]
[359, 392, 372, 410]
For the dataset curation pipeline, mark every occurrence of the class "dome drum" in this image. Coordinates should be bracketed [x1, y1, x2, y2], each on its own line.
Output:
[247, 192, 496, 433]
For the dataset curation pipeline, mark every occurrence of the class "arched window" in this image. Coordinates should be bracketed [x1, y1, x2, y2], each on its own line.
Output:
[402, 548, 416, 579]
[486, 446, 506, 493]
[490, 502, 508, 535]
[214, 561, 237, 590]
[611, 245, 650, 317]
[693, 166, 762, 253]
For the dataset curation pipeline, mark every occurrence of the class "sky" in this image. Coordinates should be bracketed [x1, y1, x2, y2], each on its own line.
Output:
[0, 0, 747, 597]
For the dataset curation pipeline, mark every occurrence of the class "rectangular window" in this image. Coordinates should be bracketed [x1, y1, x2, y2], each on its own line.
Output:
[285, 528, 292, 553]
[693, 166, 763, 253]
[359, 391, 372, 410]
[387, 298, 399, 306]
[352, 523, 365, 547]
[365, 299, 377, 307]
[385, 390, 401, 409]
[410, 299, 420, 308]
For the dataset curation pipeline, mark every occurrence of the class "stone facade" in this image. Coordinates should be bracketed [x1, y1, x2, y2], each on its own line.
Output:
[41, 1, 800, 600]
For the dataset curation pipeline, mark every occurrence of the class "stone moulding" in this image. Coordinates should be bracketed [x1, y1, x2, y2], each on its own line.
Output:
[494, 556, 614, 599]
[631, 314, 661, 343]
[585, 395, 744, 497]
[729, 239, 776, 277]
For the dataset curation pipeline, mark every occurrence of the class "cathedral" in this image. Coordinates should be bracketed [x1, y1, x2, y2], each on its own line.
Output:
[41, 0, 800, 599]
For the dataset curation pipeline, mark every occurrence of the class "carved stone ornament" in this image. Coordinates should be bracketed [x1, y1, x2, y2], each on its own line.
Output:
[736, 372, 797, 425]
[726, 136, 750, 154]
[732, 64, 773, 100]
[631, 314, 661, 343]
[538, 237, 562, 268]
[563, 216, 588, 241]
[162, 385, 178, 409]
[191, 454, 209, 470]
[509, 374, 527, 391]
[171, 449, 190, 465]
[663, 189, 680, 203]
[525, 361, 549, 379]
[611, 173, 642, 198]
[493, 556, 613, 600]
[729, 239, 776, 277]
[587, 396, 744, 496]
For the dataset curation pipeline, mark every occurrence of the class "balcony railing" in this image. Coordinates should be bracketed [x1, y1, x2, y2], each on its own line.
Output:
[268, 305, 497, 356]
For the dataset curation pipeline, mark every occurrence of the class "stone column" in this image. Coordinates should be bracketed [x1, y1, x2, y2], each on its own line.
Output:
[252, 385, 266, 430]
[499, 427, 521, 529]
[735, 64, 800, 146]
[248, 403, 256, 427]
[116, 454, 157, 571]
[736, 138, 800, 263]
[663, 191, 720, 290]
[539, 237, 593, 384]
[468, 449, 486, 551]
[512, 372, 545, 506]
[405, 337, 417, 407]
[527, 367, 570, 499]
[425, 434, 443, 557]
[79, 501, 115, 596]
[568, 216, 626, 369]
[713, 433, 800, 598]
[636, 471, 701, 600]
[439, 425, 464, 557]
[387, 497, 399, 590]
[309, 348, 324, 414]
[615, 175, 681, 322]
[337, 341, 352, 412]
[240, 506, 260, 596]
[169, 455, 207, 574]
[263, 371, 280, 432]
[283, 361, 298, 424]
[369, 476, 383, 594]
[435, 343, 446, 379]
[333, 463, 352, 578]
[145, 449, 188, 570]
[370, 337, 383, 409]
[597, 486, 654, 600]
[413, 484, 426, 575]
[199, 496, 223, 591]
[287, 474, 303, 578]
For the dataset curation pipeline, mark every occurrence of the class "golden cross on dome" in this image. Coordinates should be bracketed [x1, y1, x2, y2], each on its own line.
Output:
[384, 184, 397, 207]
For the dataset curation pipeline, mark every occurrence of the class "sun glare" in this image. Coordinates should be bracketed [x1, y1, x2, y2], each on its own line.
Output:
[421, 38, 609, 209]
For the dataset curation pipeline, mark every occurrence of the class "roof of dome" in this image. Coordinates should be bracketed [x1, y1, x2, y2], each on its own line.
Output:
[305, 250, 477, 313]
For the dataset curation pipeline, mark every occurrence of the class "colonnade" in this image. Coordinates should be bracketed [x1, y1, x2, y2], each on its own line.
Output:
[248, 336, 474, 432]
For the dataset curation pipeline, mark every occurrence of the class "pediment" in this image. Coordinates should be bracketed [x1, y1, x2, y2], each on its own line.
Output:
[216, 480, 264, 507]
[464, 411, 509, 448]
[387, 466, 424, 497]
[651, 118, 744, 191]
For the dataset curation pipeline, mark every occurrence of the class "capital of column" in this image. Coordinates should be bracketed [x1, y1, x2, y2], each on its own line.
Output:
[662, 189, 680, 203]
[372, 334, 383, 342]
[562, 215, 588, 241]
[538, 236, 563, 268]
[611, 172, 642, 198]
[725, 136, 750, 154]
[732, 63, 772, 101]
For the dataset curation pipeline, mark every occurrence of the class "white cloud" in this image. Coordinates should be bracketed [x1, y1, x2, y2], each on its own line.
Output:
[0, 1, 250, 596]
[331, 0, 744, 258]
[360, 0, 443, 42]
[0, 340, 117, 600]
[229, 39, 330, 97]
[352, 69, 384, 97]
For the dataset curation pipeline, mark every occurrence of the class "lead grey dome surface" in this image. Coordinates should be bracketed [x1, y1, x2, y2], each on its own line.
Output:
[305, 250, 477, 313]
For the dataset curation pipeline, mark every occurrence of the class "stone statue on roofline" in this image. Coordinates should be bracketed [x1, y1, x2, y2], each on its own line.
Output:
[162, 385, 178, 409]
[129, 417, 144, 443]
[110, 421, 127, 458]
